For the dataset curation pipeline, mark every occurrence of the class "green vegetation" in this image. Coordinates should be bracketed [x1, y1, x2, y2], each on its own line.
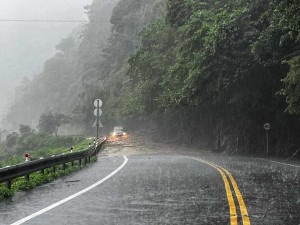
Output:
[3, 0, 300, 157]
[0, 136, 96, 200]
[38, 112, 69, 136]
[0, 157, 97, 200]
[118, 0, 300, 156]
[280, 56, 300, 115]
[0, 135, 89, 168]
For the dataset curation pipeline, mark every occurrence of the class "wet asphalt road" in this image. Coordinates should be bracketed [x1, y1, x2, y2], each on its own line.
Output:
[0, 152, 299, 225]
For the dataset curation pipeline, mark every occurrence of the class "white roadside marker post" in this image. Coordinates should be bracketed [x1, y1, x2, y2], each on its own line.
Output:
[263, 123, 271, 157]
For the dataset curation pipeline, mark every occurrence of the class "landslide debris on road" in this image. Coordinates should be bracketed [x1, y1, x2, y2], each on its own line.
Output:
[100, 130, 209, 157]
[100, 134, 158, 157]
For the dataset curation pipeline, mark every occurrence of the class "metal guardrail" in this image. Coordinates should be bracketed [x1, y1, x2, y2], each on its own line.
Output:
[0, 138, 106, 189]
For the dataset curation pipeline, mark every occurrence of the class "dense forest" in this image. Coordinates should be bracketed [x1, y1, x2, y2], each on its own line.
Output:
[3, 0, 300, 157]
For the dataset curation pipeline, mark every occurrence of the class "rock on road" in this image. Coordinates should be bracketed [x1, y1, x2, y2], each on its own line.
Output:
[0, 137, 299, 225]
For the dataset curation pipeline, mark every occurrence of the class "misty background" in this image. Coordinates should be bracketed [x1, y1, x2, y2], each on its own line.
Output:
[0, 0, 93, 124]
[0, 0, 299, 158]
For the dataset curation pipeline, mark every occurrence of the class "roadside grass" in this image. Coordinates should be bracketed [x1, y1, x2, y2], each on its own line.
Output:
[0, 138, 98, 200]
[0, 138, 91, 169]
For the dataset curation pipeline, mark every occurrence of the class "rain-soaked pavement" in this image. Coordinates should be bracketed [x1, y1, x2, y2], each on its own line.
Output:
[0, 137, 299, 225]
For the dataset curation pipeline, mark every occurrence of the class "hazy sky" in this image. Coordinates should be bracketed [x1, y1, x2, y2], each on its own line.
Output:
[0, 0, 93, 122]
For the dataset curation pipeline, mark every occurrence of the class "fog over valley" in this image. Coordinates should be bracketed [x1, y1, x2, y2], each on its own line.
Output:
[0, 0, 93, 127]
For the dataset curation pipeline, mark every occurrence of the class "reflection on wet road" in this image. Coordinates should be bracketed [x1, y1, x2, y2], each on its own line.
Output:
[0, 147, 299, 225]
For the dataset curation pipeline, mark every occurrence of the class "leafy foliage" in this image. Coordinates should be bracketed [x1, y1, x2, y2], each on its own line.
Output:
[280, 56, 300, 114]
[0, 162, 91, 200]
[76, 0, 167, 130]
[0, 187, 13, 200]
[120, 0, 300, 155]
[122, 19, 175, 116]
[38, 112, 68, 135]
[3, 0, 300, 156]
[0, 137, 93, 200]
[6, 132, 19, 149]
[0, 124, 85, 163]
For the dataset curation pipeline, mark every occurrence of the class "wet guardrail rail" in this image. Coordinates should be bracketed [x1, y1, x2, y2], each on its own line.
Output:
[0, 138, 106, 189]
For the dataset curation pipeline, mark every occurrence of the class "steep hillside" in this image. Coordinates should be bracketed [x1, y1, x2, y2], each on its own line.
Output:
[4, 0, 166, 134]
[5, 0, 119, 129]
[119, 0, 300, 157]
[4, 0, 300, 158]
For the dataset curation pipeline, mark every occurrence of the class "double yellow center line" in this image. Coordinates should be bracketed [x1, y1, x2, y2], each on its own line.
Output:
[187, 157, 250, 225]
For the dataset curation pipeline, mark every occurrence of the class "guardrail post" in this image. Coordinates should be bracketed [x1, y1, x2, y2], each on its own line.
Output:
[0, 139, 106, 191]
[5, 180, 11, 190]
[96, 144, 101, 154]
[24, 174, 29, 181]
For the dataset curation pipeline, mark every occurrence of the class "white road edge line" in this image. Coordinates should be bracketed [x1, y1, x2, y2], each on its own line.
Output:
[11, 156, 129, 225]
[258, 158, 300, 168]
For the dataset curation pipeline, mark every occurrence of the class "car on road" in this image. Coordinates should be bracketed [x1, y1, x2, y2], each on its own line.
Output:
[111, 126, 127, 137]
